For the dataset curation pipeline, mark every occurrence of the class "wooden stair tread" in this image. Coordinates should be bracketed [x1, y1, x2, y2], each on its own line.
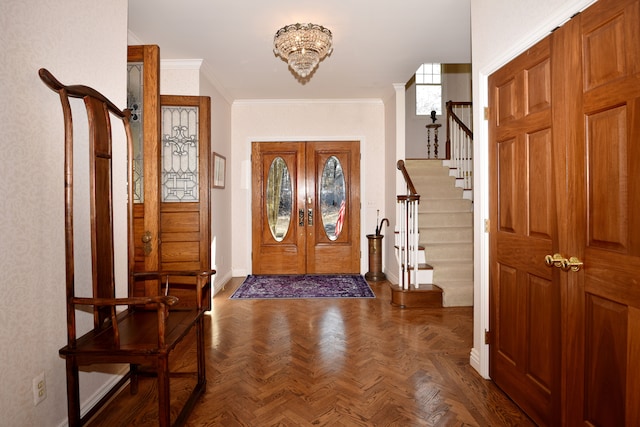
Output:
[389, 283, 443, 308]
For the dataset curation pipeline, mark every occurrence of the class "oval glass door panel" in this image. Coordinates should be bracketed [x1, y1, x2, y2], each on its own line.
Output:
[266, 157, 292, 241]
[320, 156, 346, 240]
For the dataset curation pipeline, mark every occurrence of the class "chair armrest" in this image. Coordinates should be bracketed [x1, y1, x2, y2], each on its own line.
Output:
[131, 270, 216, 310]
[71, 296, 179, 348]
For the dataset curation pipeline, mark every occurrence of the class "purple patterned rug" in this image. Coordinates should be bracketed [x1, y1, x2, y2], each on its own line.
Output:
[230, 274, 375, 299]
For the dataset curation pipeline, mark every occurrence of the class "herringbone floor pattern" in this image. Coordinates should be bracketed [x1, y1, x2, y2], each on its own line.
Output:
[87, 278, 533, 426]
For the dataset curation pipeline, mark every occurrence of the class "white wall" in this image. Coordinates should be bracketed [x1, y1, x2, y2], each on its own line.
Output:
[158, 60, 234, 294]
[231, 100, 385, 276]
[469, 0, 597, 378]
[406, 64, 472, 159]
[200, 70, 233, 293]
[383, 85, 404, 284]
[0, 1, 128, 425]
[160, 60, 201, 95]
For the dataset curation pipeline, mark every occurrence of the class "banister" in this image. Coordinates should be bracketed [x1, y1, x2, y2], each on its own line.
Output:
[445, 101, 473, 160]
[396, 160, 421, 289]
[447, 104, 473, 139]
[397, 160, 418, 196]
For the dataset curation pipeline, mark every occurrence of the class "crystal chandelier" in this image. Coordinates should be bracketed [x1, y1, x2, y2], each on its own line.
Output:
[273, 23, 333, 78]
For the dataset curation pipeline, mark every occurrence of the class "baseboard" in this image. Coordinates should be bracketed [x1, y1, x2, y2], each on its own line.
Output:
[57, 367, 129, 427]
[212, 271, 233, 296]
[384, 269, 399, 285]
[470, 347, 490, 379]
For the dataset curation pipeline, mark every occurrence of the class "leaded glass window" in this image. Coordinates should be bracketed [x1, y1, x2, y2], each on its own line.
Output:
[127, 62, 144, 203]
[161, 105, 199, 202]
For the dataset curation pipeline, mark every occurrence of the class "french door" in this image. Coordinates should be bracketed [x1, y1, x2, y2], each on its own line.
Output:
[563, 0, 640, 424]
[251, 141, 360, 274]
[488, 35, 560, 427]
[127, 46, 211, 307]
[489, 0, 640, 424]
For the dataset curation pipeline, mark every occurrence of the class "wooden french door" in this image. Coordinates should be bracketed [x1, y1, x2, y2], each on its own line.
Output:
[563, 0, 640, 424]
[127, 46, 211, 305]
[251, 141, 360, 274]
[489, 0, 640, 425]
[488, 35, 560, 427]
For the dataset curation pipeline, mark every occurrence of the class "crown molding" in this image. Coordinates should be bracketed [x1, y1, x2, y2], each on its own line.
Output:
[160, 59, 203, 70]
[232, 98, 383, 106]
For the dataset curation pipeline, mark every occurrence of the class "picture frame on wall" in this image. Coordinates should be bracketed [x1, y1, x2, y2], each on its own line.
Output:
[211, 152, 226, 189]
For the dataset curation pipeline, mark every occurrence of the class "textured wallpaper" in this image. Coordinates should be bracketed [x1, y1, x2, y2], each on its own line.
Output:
[0, 1, 128, 425]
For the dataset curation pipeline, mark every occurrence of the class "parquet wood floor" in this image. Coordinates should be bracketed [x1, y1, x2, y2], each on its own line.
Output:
[86, 278, 533, 426]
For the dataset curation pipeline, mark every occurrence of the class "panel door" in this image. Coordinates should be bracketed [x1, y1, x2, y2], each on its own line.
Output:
[305, 141, 361, 273]
[155, 95, 211, 307]
[127, 48, 211, 306]
[488, 36, 561, 427]
[489, 0, 640, 424]
[251, 142, 306, 274]
[128, 45, 161, 285]
[252, 141, 360, 274]
[564, 0, 640, 424]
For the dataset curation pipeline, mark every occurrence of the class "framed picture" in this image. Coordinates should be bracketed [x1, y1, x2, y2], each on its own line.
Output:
[211, 152, 226, 189]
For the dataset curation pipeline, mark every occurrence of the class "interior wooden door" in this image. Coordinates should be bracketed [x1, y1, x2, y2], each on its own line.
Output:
[252, 141, 360, 274]
[563, 0, 640, 424]
[127, 45, 161, 295]
[488, 36, 560, 426]
[489, 0, 640, 424]
[127, 48, 211, 306]
[158, 95, 211, 275]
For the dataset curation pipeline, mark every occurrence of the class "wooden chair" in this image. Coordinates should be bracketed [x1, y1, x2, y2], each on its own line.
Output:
[39, 68, 215, 427]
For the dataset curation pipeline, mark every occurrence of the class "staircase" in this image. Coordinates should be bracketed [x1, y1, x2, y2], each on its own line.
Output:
[404, 159, 473, 307]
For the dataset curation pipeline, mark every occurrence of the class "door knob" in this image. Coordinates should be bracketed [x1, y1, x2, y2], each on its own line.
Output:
[142, 231, 152, 255]
[544, 253, 565, 269]
[562, 256, 583, 272]
[545, 253, 583, 272]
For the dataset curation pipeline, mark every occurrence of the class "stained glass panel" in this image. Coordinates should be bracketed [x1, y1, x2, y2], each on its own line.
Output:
[161, 106, 199, 202]
[127, 62, 144, 202]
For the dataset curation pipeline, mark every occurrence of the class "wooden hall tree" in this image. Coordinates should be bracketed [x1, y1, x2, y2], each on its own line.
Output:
[489, 0, 640, 424]
[40, 67, 214, 427]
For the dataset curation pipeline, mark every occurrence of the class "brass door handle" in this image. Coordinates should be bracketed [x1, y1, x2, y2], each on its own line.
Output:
[545, 253, 565, 269]
[562, 256, 583, 272]
[142, 231, 152, 255]
[545, 253, 583, 272]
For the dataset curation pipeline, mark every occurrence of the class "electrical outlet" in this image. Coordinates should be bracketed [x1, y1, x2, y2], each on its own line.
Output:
[32, 372, 47, 406]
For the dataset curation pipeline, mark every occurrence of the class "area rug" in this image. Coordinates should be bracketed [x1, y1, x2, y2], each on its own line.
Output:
[230, 274, 375, 300]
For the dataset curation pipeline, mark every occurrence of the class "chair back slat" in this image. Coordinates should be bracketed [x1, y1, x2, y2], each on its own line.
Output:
[85, 97, 116, 328]
[40, 69, 129, 331]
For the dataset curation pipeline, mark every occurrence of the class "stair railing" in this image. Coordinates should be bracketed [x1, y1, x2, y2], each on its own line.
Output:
[445, 101, 473, 193]
[396, 160, 420, 290]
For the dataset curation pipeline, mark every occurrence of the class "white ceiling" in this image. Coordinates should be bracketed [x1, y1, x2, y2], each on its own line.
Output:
[128, 0, 471, 101]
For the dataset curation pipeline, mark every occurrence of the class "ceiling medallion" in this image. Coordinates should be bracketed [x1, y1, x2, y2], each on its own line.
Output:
[273, 23, 333, 79]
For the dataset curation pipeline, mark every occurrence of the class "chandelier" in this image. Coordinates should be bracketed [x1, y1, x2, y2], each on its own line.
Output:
[273, 23, 333, 78]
